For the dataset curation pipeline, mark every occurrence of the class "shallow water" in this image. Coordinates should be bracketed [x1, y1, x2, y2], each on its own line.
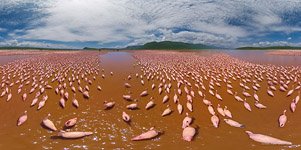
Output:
[226, 50, 301, 66]
[0, 50, 300, 150]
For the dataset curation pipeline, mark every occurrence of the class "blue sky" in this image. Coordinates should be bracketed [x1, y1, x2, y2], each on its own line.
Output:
[0, 0, 301, 49]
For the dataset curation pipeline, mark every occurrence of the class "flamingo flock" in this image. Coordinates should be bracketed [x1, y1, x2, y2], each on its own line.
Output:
[0, 50, 300, 147]
[128, 51, 301, 144]
[1, 52, 100, 138]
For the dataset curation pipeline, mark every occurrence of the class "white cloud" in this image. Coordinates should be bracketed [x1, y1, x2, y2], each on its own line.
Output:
[0, 28, 6, 32]
[2, 0, 301, 48]
[21, 0, 251, 44]
[0, 0, 51, 8]
[253, 14, 282, 26]
[269, 26, 301, 34]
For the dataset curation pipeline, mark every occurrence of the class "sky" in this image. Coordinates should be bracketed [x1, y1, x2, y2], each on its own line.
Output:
[0, 0, 301, 49]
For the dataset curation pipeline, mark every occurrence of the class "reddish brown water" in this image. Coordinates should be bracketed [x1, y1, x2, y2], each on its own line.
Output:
[0, 50, 300, 149]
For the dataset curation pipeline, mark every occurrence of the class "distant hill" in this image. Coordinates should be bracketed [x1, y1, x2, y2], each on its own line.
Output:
[0, 46, 75, 50]
[0, 41, 215, 51]
[237, 46, 301, 50]
[83, 47, 120, 51]
[0, 46, 52, 50]
[124, 41, 214, 50]
[83, 47, 99, 50]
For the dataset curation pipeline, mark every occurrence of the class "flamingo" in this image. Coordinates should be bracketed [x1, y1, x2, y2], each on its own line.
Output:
[182, 126, 196, 142]
[208, 105, 215, 115]
[17, 111, 28, 126]
[278, 110, 287, 127]
[227, 88, 233, 95]
[286, 86, 294, 97]
[145, 100, 155, 110]
[31, 98, 38, 107]
[42, 114, 57, 131]
[162, 95, 169, 103]
[182, 113, 192, 128]
[140, 90, 148, 97]
[162, 105, 172, 117]
[224, 106, 232, 118]
[59, 97, 65, 108]
[245, 131, 292, 145]
[254, 101, 267, 109]
[58, 131, 93, 139]
[83, 91, 90, 99]
[173, 92, 178, 103]
[234, 92, 243, 102]
[211, 115, 219, 128]
[242, 89, 251, 97]
[104, 101, 115, 109]
[267, 87, 274, 97]
[6, 92, 12, 102]
[243, 99, 252, 112]
[202, 95, 212, 106]
[295, 91, 300, 104]
[65, 117, 77, 127]
[215, 90, 222, 100]
[186, 102, 193, 112]
[177, 103, 183, 114]
[22, 93, 27, 101]
[72, 96, 79, 108]
[122, 112, 131, 122]
[254, 91, 259, 101]
[132, 127, 159, 141]
[290, 100, 296, 112]
[217, 104, 225, 116]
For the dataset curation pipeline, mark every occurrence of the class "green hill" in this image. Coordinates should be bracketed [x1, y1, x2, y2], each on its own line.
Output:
[237, 46, 301, 50]
[125, 41, 213, 50]
[83, 47, 97, 50]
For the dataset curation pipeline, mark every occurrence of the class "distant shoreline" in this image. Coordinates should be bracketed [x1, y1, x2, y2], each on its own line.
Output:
[236, 46, 301, 50]
[1, 48, 301, 55]
[266, 50, 301, 56]
[0, 49, 83, 56]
